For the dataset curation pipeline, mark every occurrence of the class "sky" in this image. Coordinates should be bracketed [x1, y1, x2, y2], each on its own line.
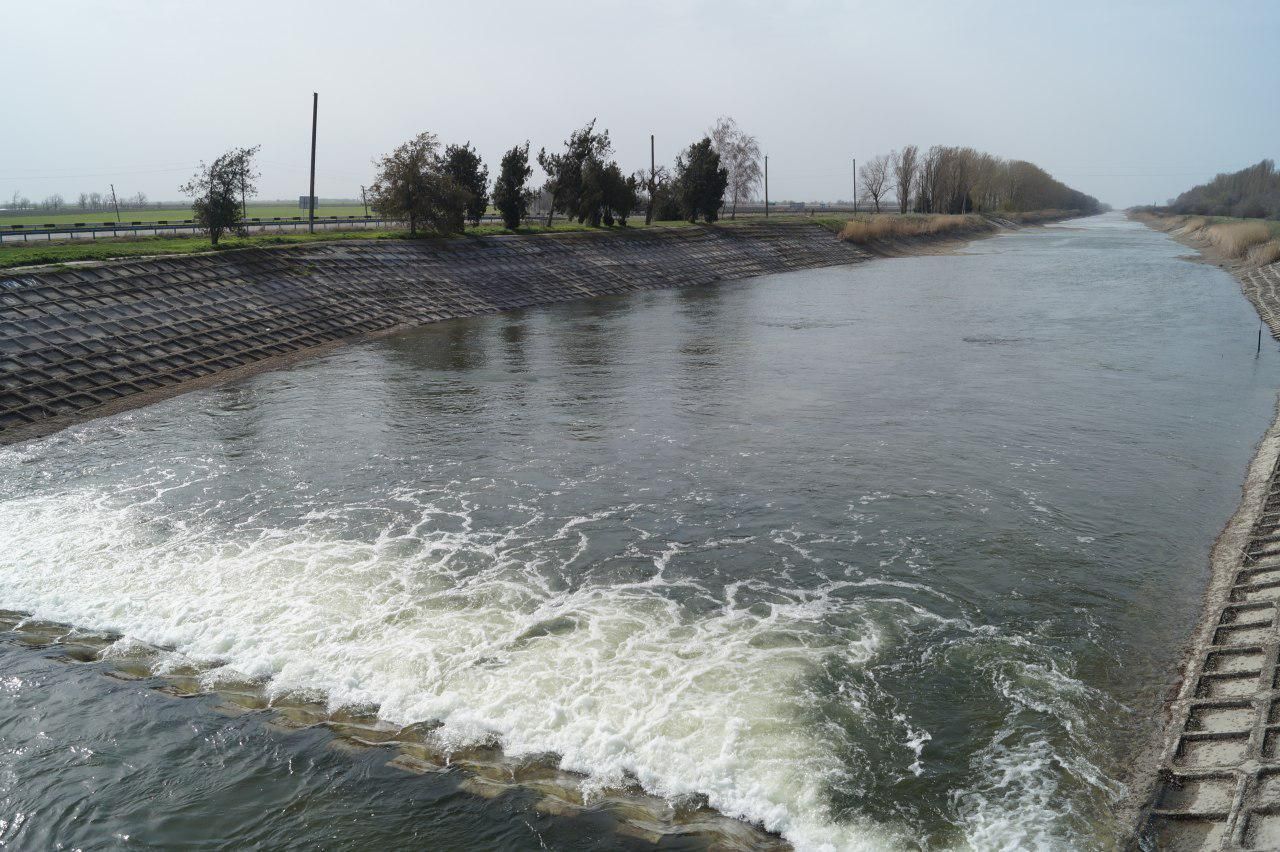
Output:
[2, 0, 1277, 209]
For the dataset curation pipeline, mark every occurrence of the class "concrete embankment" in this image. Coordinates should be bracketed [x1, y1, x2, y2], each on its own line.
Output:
[0, 221, 873, 444]
[1129, 213, 1280, 850]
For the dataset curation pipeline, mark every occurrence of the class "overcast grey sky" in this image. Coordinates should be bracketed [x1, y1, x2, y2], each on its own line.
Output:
[3, 0, 1277, 208]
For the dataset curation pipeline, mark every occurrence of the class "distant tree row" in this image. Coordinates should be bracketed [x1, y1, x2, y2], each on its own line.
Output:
[5, 190, 154, 214]
[858, 146, 1103, 215]
[1164, 160, 1280, 220]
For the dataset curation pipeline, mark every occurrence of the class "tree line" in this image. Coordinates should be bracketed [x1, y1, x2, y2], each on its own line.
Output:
[857, 145, 1103, 215]
[174, 126, 1103, 245]
[4, 190, 155, 214]
[1161, 160, 1280, 220]
[176, 118, 765, 244]
[369, 119, 750, 238]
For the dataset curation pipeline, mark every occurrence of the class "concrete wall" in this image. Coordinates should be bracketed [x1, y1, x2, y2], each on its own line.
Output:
[0, 220, 867, 442]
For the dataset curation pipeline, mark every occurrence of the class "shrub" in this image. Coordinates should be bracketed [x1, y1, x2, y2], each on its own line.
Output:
[652, 184, 683, 221]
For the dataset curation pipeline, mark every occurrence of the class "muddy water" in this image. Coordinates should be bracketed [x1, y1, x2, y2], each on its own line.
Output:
[1, 214, 1276, 850]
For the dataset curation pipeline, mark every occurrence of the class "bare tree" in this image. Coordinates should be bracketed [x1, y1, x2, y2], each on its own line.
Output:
[893, 146, 918, 213]
[708, 116, 762, 219]
[858, 154, 892, 213]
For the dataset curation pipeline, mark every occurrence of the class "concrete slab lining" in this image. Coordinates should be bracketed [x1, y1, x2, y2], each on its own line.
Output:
[1134, 260, 1280, 850]
[0, 221, 868, 443]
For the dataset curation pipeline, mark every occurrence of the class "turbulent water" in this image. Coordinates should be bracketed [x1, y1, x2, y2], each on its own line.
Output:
[2, 214, 1278, 850]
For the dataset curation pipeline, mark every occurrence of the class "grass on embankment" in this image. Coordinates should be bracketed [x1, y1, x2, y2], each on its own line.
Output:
[0, 218, 715, 271]
[0, 231, 399, 269]
[1142, 214, 1280, 268]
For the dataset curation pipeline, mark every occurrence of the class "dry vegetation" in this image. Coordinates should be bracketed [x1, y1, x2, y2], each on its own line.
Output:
[838, 213, 996, 245]
[1202, 221, 1269, 256]
[1249, 239, 1280, 267]
[1138, 213, 1280, 268]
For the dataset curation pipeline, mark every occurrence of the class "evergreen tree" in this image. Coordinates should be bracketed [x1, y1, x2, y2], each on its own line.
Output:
[537, 120, 612, 226]
[442, 142, 489, 226]
[493, 142, 534, 230]
[675, 137, 728, 223]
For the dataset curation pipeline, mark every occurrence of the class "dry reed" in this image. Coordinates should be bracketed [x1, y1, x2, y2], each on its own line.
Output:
[838, 214, 994, 245]
[1204, 221, 1272, 257]
[1248, 239, 1280, 268]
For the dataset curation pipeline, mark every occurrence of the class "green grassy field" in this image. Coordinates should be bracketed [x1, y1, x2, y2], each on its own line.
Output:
[0, 217, 720, 270]
[0, 204, 368, 226]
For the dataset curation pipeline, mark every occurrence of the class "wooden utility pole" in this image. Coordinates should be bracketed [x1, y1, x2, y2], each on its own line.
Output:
[646, 133, 655, 226]
[764, 155, 769, 217]
[308, 92, 318, 233]
[361, 185, 368, 218]
[109, 183, 120, 222]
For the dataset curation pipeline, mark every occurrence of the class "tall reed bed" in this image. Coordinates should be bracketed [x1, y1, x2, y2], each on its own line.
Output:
[838, 214, 994, 245]
[1151, 215, 1279, 267]
[1204, 221, 1273, 257]
[1248, 239, 1280, 267]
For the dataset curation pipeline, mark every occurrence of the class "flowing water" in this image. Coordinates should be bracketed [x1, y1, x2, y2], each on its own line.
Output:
[1, 214, 1277, 850]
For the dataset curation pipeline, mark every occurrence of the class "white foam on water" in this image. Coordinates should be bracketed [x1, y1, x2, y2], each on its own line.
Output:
[0, 486, 911, 851]
[954, 647, 1121, 851]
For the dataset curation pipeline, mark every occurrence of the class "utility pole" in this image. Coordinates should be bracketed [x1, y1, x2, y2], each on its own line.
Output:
[308, 92, 318, 233]
[109, 183, 120, 222]
[852, 157, 857, 213]
[646, 133, 656, 226]
[764, 155, 769, 217]
[361, 185, 368, 218]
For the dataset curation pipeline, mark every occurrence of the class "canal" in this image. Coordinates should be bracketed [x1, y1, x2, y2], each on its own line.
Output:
[1, 214, 1275, 850]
